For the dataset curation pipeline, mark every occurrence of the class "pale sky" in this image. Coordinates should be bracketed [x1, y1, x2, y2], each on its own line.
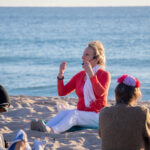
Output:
[0, 0, 150, 7]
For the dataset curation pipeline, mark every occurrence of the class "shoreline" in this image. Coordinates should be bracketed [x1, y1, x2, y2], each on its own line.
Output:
[1, 95, 150, 149]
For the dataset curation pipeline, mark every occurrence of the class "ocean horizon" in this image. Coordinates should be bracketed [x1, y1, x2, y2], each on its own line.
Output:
[0, 7, 150, 100]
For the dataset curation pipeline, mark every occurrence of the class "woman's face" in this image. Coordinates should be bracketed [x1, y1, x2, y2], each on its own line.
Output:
[82, 47, 98, 67]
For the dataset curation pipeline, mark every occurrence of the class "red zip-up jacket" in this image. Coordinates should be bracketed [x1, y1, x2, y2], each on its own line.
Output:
[57, 69, 111, 113]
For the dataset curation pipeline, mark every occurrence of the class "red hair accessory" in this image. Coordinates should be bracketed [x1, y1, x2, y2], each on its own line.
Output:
[135, 78, 140, 88]
[117, 74, 140, 88]
[117, 74, 128, 84]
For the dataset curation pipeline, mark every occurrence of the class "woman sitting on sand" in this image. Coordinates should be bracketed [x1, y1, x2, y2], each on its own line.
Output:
[31, 40, 111, 134]
[99, 74, 150, 150]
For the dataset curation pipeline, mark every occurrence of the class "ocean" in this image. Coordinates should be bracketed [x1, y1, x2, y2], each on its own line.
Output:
[0, 7, 150, 100]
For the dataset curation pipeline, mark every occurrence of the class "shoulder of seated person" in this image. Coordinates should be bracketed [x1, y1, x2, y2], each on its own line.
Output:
[77, 70, 85, 75]
[132, 105, 149, 113]
[97, 69, 110, 76]
[100, 106, 111, 113]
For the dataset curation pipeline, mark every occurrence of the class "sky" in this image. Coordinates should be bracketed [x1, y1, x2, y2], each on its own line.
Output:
[0, 0, 150, 7]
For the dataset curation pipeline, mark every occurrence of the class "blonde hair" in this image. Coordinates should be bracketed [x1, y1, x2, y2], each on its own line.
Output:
[88, 40, 106, 68]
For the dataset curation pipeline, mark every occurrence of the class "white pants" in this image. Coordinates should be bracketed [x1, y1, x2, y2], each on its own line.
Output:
[46, 109, 99, 134]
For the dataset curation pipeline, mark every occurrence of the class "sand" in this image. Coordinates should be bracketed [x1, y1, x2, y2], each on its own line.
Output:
[0, 95, 150, 150]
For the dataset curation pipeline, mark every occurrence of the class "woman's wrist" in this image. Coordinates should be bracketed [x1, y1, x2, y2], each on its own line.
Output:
[57, 76, 64, 80]
[86, 70, 94, 78]
[57, 73, 64, 80]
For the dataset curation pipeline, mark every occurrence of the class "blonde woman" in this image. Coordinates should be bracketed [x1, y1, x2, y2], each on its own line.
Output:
[31, 41, 111, 134]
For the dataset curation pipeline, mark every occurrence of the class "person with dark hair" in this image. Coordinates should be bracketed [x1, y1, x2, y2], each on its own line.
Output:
[0, 85, 10, 113]
[99, 74, 150, 150]
[0, 85, 45, 150]
[31, 40, 111, 133]
[0, 85, 27, 150]
[0, 85, 10, 149]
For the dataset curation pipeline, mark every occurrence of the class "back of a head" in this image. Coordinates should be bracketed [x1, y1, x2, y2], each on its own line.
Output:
[88, 40, 106, 68]
[0, 85, 10, 106]
[115, 75, 141, 104]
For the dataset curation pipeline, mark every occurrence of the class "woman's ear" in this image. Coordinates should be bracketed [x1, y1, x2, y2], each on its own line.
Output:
[95, 56, 99, 64]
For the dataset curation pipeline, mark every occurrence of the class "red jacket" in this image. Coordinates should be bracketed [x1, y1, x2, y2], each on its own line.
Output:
[57, 69, 111, 113]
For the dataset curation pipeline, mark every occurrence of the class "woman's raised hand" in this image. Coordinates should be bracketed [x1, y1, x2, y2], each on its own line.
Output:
[82, 61, 94, 78]
[58, 62, 67, 78]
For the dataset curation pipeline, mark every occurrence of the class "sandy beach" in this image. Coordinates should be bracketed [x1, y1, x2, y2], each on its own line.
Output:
[1, 96, 150, 150]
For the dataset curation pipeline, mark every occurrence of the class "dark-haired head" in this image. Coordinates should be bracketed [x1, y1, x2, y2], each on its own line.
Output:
[115, 75, 142, 105]
[0, 85, 10, 113]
